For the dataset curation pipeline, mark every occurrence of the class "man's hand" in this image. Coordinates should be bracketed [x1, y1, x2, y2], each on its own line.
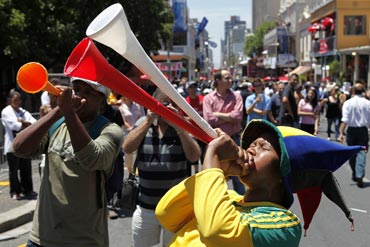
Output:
[57, 86, 84, 115]
[339, 133, 345, 143]
[146, 109, 158, 125]
[203, 129, 248, 176]
[255, 94, 263, 103]
[163, 103, 183, 130]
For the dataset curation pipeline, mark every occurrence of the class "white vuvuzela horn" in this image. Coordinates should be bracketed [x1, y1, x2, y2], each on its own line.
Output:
[86, 3, 217, 139]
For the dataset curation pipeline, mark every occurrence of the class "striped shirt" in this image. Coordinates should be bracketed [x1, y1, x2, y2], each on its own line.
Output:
[136, 125, 187, 210]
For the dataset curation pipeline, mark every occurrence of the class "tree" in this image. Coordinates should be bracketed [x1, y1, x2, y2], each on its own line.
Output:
[329, 60, 340, 81]
[0, 0, 173, 72]
[244, 21, 276, 57]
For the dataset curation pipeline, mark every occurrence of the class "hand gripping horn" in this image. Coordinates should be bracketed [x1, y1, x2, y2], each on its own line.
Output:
[64, 38, 212, 143]
[85, 3, 217, 139]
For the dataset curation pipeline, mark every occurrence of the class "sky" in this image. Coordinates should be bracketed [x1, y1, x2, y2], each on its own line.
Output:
[187, 0, 252, 68]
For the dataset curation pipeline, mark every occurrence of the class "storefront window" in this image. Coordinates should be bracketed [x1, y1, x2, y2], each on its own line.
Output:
[344, 15, 366, 35]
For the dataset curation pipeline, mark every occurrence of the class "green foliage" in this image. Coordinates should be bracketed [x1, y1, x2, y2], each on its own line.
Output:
[244, 20, 276, 57]
[299, 74, 307, 81]
[0, 0, 173, 72]
[329, 60, 340, 80]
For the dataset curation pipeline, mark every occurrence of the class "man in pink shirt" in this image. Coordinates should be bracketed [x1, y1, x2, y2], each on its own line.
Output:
[203, 68, 244, 194]
[203, 69, 243, 137]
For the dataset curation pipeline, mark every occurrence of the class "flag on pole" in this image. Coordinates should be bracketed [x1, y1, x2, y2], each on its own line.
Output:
[197, 17, 208, 34]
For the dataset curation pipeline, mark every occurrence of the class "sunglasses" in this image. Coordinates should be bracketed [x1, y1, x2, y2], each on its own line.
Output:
[162, 101, 177, 108]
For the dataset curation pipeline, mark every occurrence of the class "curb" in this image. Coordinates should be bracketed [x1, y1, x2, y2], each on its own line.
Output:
[0, 200, 36, 233]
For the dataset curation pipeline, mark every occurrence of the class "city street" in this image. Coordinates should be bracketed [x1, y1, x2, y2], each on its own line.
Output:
[2, 1, 370, 246]
[1, 117, 370, 247]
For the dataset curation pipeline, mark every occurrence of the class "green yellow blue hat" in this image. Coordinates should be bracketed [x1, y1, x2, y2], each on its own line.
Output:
[241, 119, 363, 234]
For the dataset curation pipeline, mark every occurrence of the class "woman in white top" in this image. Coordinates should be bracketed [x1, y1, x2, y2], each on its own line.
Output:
[119, 96, 145, 173]
[1, 90, 37, 199]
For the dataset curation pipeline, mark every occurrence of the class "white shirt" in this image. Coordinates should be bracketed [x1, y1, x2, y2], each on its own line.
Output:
[1, 105, 36, 154]
[41, 91, 50, 105]
[264, 87, 274, 96]
[341, 95, 370, 127]
[119, 102, 145, 135]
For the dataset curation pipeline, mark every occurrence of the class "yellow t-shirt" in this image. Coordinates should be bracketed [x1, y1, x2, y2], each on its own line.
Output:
[156, 168, 301, 247]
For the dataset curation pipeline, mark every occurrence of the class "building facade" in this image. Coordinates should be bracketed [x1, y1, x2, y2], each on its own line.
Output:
[303, 0, 370, 84]
[221, 16, 247, 67]
[252, 0, 280, 31]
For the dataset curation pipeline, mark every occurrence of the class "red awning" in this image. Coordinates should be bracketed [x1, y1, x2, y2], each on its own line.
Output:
[278, 75, 289, 82]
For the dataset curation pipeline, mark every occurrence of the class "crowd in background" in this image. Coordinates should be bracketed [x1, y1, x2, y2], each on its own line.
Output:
[4, 69, 370, 195]
[1, 68, 370, 246]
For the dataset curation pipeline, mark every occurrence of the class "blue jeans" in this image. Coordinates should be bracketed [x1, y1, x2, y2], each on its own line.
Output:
[347, 127, 368, 179]
[327, 117, 340, 139]
[355, 151, 367, 179]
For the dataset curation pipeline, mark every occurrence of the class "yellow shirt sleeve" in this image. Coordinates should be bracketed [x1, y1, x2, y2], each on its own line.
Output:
[184, 168, 252, 246]
[156, 178, 195, 233]
[156, 168, 253, 246]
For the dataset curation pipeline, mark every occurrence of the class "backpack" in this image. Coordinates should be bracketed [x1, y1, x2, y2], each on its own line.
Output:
[49, 115, 124, 208]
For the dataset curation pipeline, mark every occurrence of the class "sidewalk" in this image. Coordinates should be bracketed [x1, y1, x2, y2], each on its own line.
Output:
[0, 159, 41, 233]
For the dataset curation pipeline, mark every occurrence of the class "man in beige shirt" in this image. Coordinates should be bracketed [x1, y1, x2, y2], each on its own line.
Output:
[13, 78, 123, 247]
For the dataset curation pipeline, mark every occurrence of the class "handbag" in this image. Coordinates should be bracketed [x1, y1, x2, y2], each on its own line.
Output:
[115, 156, 139, 213]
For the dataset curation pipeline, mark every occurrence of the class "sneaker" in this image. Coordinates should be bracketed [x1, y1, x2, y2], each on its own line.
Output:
[357, 179, 364, 188]
[327, 137, 331, 141]
[108, 209, 118, 220]
[11, 194, 21, 200]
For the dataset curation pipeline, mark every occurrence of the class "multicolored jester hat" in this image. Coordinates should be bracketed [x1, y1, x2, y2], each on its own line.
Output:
[241, 119, 364, 236]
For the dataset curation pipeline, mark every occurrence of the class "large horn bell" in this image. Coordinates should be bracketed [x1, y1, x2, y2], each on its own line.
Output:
[86, 3, 217, 139]
[64, 38, 212, 143]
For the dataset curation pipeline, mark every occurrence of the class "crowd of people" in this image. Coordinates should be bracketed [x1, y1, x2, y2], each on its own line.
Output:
[1, 67, 370, 246]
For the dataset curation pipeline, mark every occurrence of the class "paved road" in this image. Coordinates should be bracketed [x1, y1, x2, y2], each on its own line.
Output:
[1, 118, 370, 247]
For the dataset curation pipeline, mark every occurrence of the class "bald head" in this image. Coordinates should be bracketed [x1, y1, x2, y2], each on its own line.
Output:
[354, 83, 365, 95]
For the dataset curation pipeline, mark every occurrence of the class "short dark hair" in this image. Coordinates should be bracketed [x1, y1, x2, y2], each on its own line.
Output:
[290, 73, 299, 79]
[213, 68, 229, 87]
[253, 78, 263, 86]
[8, 88, 20, 98]
[213, 69, 224, 81]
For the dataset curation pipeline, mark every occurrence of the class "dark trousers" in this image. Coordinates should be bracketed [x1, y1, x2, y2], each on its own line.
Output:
[6, 153, 33, 196]
[347, 127, 369, 179]
[280, 116, 299, 128]
[300, 123, 315, 135]
[327, 117, 340, 139]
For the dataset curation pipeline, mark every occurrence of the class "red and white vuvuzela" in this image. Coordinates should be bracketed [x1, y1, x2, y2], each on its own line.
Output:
[64, 38, 212, 144]
[85, 3, 217, 139]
